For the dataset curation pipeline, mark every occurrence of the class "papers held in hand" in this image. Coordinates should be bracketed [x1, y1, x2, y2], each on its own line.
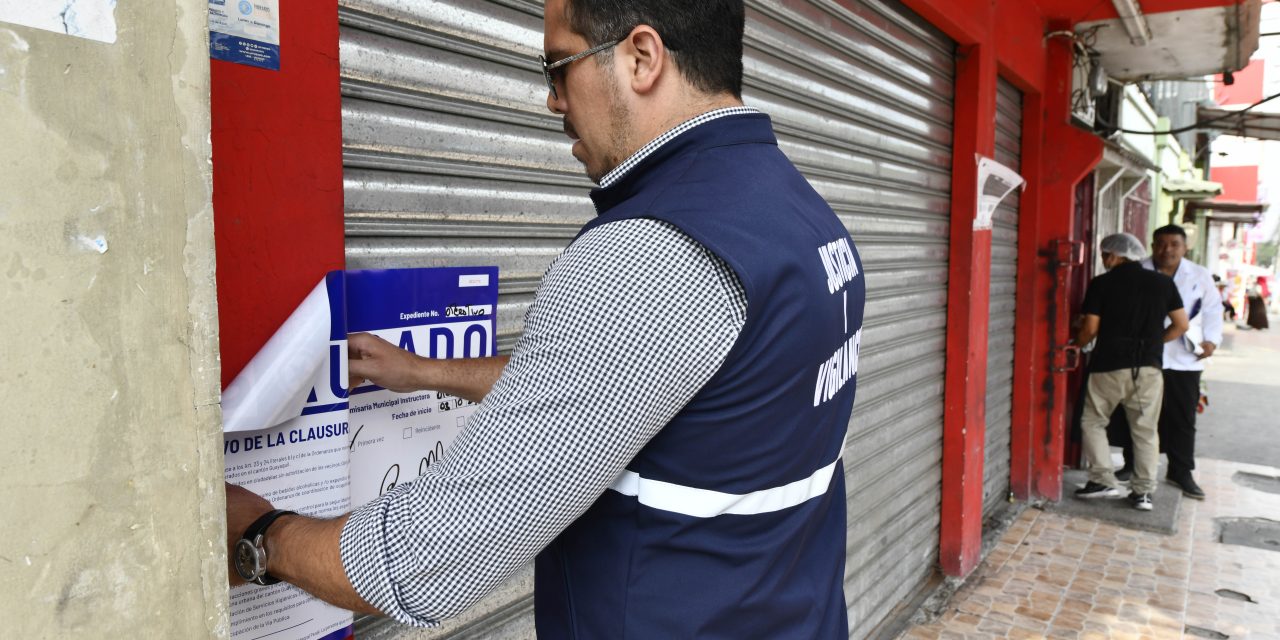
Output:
[1183, 312, 1205, 356]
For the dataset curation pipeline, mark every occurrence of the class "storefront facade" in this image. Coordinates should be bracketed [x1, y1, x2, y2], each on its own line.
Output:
[202, 0, 1260, 637]
[4, 0, 1264, 636]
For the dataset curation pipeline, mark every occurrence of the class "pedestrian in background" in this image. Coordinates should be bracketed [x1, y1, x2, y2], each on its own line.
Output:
[1214, 275, 1235, 322]
[1246, 276, 1271, 330]
[1074, 233, 1188, 512]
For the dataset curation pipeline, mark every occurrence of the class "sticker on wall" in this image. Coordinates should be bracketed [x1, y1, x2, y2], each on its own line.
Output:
[208, 0, 280, 71]
[0, 0, 118, 43]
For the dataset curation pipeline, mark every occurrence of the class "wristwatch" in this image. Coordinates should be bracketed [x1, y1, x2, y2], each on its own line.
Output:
[234, 509, 297, 585]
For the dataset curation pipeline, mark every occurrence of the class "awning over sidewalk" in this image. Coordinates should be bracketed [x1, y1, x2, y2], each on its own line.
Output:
[1183, 199, 1268, 224]
[1164, 178, 1224, 200]
[1196, 107, 1280, 142]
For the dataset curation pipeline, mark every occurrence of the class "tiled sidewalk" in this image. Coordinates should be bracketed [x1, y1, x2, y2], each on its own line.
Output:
[899, 458, 1280, 639]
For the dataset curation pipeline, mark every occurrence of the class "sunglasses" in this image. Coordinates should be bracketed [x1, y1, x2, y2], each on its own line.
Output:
[538, 39, 623, 100]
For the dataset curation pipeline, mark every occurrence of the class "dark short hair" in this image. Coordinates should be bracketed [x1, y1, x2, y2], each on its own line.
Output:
[562, 0, 745, 98]
[1152, 224, 1187, 240]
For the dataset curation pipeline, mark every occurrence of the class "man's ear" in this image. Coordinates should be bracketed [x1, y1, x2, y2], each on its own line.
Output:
[621, 25, 667, 95]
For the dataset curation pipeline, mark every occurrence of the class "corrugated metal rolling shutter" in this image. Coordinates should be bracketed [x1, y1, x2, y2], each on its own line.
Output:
[744, 2, 954, 637]
[983, 77, 1022, 521]
[340, 0, 589, 358]
[339, 1, 955, 637]
[341, 3, 554, 636]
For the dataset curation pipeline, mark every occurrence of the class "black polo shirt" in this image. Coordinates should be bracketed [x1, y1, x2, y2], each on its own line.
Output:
[1081, 261, 1183, 373]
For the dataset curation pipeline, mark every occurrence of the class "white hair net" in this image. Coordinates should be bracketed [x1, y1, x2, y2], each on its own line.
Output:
[1099, 232, 1146, 262]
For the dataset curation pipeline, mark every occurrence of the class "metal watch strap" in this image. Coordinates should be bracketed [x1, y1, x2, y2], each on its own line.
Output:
[241, 509, 297, 585]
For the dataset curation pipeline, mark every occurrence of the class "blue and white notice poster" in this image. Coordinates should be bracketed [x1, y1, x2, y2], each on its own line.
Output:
[209, 0, 281, 71]
[220, 267, 498, 639]
[346, 267, 499, 507]
[221, 272, 354, 640]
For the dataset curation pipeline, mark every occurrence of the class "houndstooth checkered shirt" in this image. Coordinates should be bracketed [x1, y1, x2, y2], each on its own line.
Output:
[339, 112, 751, 626]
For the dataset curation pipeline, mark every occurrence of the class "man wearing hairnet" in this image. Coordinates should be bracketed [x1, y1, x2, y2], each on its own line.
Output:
[1073, 233, 1189, 511]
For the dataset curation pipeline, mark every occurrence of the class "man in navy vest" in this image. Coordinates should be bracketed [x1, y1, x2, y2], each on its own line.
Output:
[225, 1, 866, 637]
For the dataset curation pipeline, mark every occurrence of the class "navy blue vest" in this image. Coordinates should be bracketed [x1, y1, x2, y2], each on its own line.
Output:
[535, 113, 865, 639]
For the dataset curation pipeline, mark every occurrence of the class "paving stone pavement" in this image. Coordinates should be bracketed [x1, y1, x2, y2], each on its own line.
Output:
[898, 458, 1280, 639]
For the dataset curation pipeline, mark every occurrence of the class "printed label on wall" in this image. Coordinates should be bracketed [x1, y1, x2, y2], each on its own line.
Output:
[209, 0, 280, 70]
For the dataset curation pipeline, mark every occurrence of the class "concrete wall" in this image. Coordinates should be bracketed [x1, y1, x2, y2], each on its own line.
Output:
[1155, 117, 1191, 227]
[0, 2, 226, 637]
[1119, 85, 1159, 161]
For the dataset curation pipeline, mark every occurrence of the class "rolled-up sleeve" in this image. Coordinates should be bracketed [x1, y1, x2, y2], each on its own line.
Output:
[338, 219, 747, 625]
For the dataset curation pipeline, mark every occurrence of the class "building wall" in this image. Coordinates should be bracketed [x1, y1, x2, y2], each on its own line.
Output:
[1212, 165, 1261, 202]
[1215, 57, 1265, 106]
[1263, 3, 1280, 244]
[0, 2, 226, 637]
[1154, 119, 1191, 226]
[1107, 86, 1160, 248]
[1146, 77, 1212, 156]
[1212, 1, 1280, 245]
[1121, 85, 1160, 161]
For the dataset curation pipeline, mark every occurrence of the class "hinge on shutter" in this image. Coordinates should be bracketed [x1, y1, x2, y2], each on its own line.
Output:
[1052, 344, 1082, 372]
[1051, 239, 1085, 269]
[1049, 239, 1086, 372]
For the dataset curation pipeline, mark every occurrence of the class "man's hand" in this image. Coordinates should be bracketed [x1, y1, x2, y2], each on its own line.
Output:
[349, 332, 510, 403]
[225, 482, 275, 586]
[1198, 341, 1217, 360]
[222, 483, 381, 614]
[349, 332, 429, 393]
[1074, 314, 1101, 350]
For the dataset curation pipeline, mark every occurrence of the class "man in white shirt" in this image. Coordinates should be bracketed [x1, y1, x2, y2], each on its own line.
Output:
[1129, 224, 1223, 499]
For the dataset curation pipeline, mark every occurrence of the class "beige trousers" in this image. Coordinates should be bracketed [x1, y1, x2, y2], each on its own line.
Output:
[1080, 367, 1163, 494]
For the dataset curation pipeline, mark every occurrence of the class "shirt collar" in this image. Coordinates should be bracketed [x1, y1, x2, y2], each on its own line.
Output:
[588, 108, 776, 216]
[1142, 257, 1186, 281]
[597, 106, 762, 188]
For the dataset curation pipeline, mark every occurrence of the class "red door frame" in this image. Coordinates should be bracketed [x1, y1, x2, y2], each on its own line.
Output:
[1061, 173, 1099, 469]
[901, 0, 1107, 576]
[211, 0, 345, 388]
[1024, 27, 1103, 505]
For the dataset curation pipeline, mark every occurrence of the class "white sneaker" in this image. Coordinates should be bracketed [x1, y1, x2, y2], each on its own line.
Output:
[1128, 492, 1154, 511]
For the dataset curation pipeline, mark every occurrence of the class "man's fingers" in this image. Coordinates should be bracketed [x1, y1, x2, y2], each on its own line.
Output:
[1197, 342, 1215, 360]
[348, 357, 376, 390]
[348, 332, 395, 358]
[348, 334, 388, 390]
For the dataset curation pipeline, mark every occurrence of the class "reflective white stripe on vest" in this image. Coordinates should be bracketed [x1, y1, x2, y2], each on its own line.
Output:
[608, 457, 840, 518]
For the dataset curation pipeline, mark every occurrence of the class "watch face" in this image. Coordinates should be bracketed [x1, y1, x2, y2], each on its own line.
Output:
[234, 538, 263, 582]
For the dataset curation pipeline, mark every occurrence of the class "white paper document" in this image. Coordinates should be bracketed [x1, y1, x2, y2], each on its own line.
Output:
[974, 155, 1026, 231]
[222, 272, 354, 640]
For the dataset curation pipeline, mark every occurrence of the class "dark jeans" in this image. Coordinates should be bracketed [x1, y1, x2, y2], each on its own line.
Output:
[1120, 369, 1201, 478]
